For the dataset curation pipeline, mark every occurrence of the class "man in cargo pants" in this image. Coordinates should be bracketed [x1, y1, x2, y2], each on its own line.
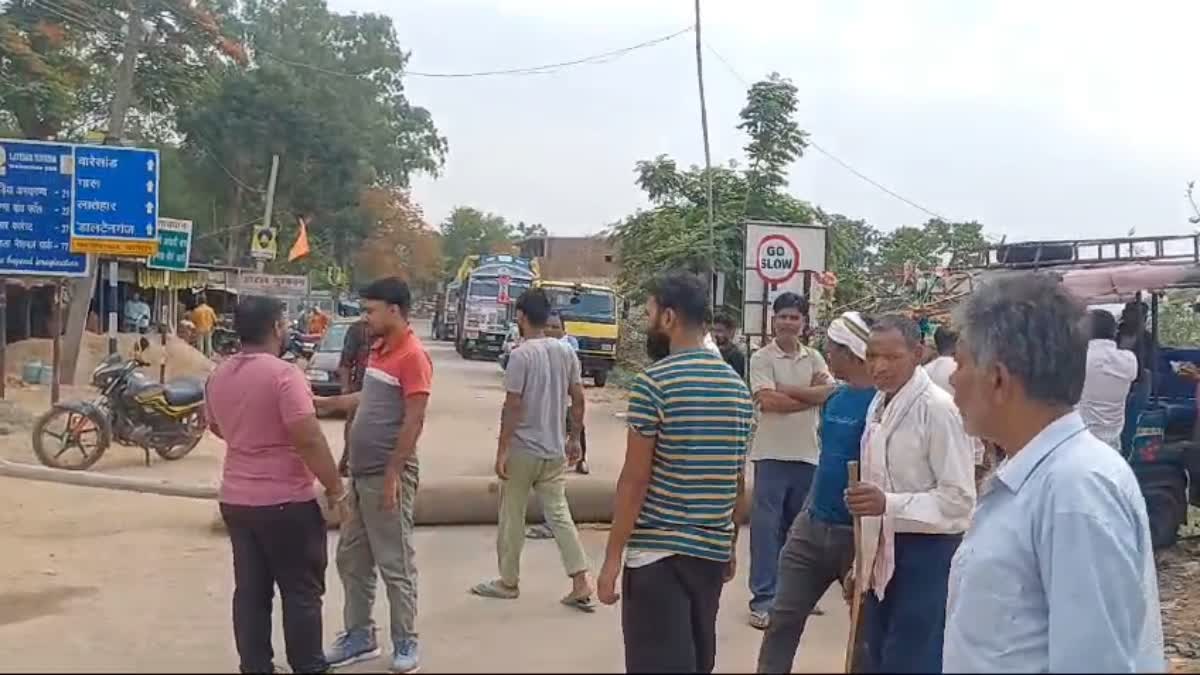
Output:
[316, 277, 432, 674]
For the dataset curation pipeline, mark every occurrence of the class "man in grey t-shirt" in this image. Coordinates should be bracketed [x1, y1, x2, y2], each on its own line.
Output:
[469, 288, 596, 610]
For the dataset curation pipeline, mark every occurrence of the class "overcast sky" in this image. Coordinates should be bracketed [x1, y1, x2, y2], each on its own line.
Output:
[331, 0, 1199, 242]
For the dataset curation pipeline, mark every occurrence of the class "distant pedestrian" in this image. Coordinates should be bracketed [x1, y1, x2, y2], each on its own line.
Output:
[1079, 308, 1138, 450]
[471, 290, 596, 610]
[746, 292, 834, 629]
[317, 277, 432, 674]
[711, 311, 747, 379]
[192, 294, 218, 357]
[546, 311, 588, 474]
[923, 325, 958, 394]
[206, 295, 346, 675]
[944, 275, 1164, 672]
[598, 271, 753, 673]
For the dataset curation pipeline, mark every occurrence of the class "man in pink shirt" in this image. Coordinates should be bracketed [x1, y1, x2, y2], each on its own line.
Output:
[207, 295, 345, 675]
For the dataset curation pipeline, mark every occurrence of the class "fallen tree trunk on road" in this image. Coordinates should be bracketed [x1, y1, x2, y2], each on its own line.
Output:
[0, 459, 218, 499]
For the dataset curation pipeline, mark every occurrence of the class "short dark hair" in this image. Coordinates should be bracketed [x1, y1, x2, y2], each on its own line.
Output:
[234, 295, 284, 345]
[772, 292, 809, 316]
[647, 272, 708, 327]
[871, 314, 923, 349]
[1089, 308, 1118, 340]
[713, 311, 737, 331]
[933, 325, 958, 354]
[360, 277, 412, 315]
[515, 288, 551, 327]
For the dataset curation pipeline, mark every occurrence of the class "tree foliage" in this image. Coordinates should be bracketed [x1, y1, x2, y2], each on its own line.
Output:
[438, 207, 517, 274]
[355, 188, 441, 293]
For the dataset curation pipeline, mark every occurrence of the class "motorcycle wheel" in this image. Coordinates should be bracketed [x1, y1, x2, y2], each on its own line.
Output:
[32, 405, 112, 470]
[155, 407, 206, 461]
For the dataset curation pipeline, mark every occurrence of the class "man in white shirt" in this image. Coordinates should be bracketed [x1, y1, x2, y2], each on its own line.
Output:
[923, 326, 958, 394]
[844, 314, 976, 673]
[1079, 309, 1138, 450]
[746, 292, 835, 629]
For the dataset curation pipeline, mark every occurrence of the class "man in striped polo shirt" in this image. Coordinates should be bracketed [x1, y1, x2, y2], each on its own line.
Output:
[597, 271, 754, 674]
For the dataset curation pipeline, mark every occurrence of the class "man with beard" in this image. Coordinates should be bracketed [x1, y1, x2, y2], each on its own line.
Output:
[470, 290, 595, 609]
[746, 292, 834, 629]
[316, 277, 433, 674]
[711, 311, 747, 379]
[756, 311, 876, 673]
[943, 276, 1164, 673]
[597, 271, 753, 673]
[844, 314, 975, 674]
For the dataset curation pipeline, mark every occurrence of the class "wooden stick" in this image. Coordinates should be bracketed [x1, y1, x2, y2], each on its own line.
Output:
[844, 460, 865, 674]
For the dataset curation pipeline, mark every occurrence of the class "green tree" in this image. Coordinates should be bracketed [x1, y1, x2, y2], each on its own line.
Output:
[439, 207, 515, 274]
[612, 74, 813, 309]
[0, 0, 242, 140]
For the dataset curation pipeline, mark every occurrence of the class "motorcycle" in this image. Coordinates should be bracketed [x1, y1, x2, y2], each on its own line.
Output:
[212, 325, 240, 356]
[281, 328, 318, 363]
[31, 347, 207, 470]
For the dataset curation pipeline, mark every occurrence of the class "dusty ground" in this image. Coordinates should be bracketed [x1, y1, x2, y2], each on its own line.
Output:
[0, 323, 847, 672]
[1161, 530, 1200, 673]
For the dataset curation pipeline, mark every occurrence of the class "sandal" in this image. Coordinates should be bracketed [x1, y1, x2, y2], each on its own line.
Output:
[560, 592, 597, 613]
[525, 524, 554, 540]
[470, 579, 519, 600]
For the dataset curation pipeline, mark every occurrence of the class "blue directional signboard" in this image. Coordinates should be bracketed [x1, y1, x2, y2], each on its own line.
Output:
[70, 144, 159, 257]
[0, 140, 88, 276]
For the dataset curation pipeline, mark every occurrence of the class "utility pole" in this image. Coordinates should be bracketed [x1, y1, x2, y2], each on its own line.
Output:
[62, 0, 145, 377]
[256, 155, 280, 273]
[693, 0, 716, 309]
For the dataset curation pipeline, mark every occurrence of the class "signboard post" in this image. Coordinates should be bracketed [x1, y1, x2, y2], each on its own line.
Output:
[0, 140, 89, 276]
[147, 217, 193, 272]
[237, 272, 309, 298]
[742, 221, 827, 350]
[69, 145, 160, 257]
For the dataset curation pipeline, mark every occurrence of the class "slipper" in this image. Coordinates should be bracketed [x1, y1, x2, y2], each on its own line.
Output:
[560, 592, 597, 613]
[470, 579, 519, 599]
[526, 524, 554, 540]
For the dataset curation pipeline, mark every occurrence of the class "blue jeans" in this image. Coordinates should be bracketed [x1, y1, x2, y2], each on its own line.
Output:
[749, 459, 816, 614]
[860, 533, 962, 673]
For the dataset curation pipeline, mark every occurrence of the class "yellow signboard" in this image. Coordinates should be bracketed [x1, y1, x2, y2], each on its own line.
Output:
[70, 237, 160, 257]
[251, 225, 277, 260]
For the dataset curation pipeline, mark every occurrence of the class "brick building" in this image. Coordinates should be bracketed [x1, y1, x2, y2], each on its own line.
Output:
[517, 235, 619, 285]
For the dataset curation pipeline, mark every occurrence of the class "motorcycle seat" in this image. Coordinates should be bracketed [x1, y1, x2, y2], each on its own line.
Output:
[162, 379, 205, 406]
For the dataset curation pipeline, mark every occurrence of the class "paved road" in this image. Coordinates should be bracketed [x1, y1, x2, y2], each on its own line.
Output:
[0, 320, 849, 672]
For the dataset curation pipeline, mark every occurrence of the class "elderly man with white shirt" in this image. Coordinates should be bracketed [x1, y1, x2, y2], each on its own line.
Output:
[1079, 308, 1138, 449]
[843, 314, 976, 674]
[944, 275, 1164, 673]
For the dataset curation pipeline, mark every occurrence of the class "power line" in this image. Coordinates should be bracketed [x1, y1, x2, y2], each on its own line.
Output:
[704, 42, 950, 222]
[261, 26, 693, 80]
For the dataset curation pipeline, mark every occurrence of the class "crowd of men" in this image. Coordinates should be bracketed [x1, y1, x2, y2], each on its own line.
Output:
[205, 269, 1165, 674]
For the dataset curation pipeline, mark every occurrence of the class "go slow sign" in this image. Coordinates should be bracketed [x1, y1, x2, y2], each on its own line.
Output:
[755, 233, 801, 285]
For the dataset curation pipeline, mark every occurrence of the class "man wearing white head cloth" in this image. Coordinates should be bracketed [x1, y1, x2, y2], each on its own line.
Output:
[756, 311, 879, 673]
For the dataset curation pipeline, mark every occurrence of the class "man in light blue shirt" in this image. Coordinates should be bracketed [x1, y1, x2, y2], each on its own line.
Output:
[944, 274, 1164, 673]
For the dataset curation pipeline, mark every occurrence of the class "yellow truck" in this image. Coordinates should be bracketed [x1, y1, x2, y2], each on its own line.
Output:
[537, 279, 619, 387]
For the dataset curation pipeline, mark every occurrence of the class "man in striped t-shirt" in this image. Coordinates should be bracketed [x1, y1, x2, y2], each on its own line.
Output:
[598, 272, 753, 674]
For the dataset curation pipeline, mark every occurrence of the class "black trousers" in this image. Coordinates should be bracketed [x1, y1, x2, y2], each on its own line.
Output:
[622, 555, 726, 673]
[220, 500, 329, 674]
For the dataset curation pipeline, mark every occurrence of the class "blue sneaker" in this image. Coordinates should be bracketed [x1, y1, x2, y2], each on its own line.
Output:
[390, 638, 420, 673]
[325, 628, 381, 668]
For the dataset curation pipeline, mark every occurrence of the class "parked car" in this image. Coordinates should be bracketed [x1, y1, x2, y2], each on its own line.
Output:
[305, 318, 356, 396]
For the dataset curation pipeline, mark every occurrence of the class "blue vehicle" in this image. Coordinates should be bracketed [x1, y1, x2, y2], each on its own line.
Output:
[964, 234, 1200, 548]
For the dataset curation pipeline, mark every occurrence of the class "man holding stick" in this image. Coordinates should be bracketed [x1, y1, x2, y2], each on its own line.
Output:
[943, 275, 1164, 672]
[844, 314, 976, 674]
[756, 311, 876, 673]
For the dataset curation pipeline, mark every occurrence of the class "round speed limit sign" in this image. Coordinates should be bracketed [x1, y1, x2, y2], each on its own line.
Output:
[756, 234, 800, 285]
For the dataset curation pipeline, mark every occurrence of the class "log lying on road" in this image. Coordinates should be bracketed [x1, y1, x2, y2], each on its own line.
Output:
[0, 459, 218, 500]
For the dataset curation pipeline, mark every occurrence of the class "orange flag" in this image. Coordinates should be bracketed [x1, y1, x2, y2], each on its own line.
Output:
[288, 216, 311, 262]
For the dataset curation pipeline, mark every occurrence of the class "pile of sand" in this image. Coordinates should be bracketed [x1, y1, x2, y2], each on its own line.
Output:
[6, 332, 214, 386]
